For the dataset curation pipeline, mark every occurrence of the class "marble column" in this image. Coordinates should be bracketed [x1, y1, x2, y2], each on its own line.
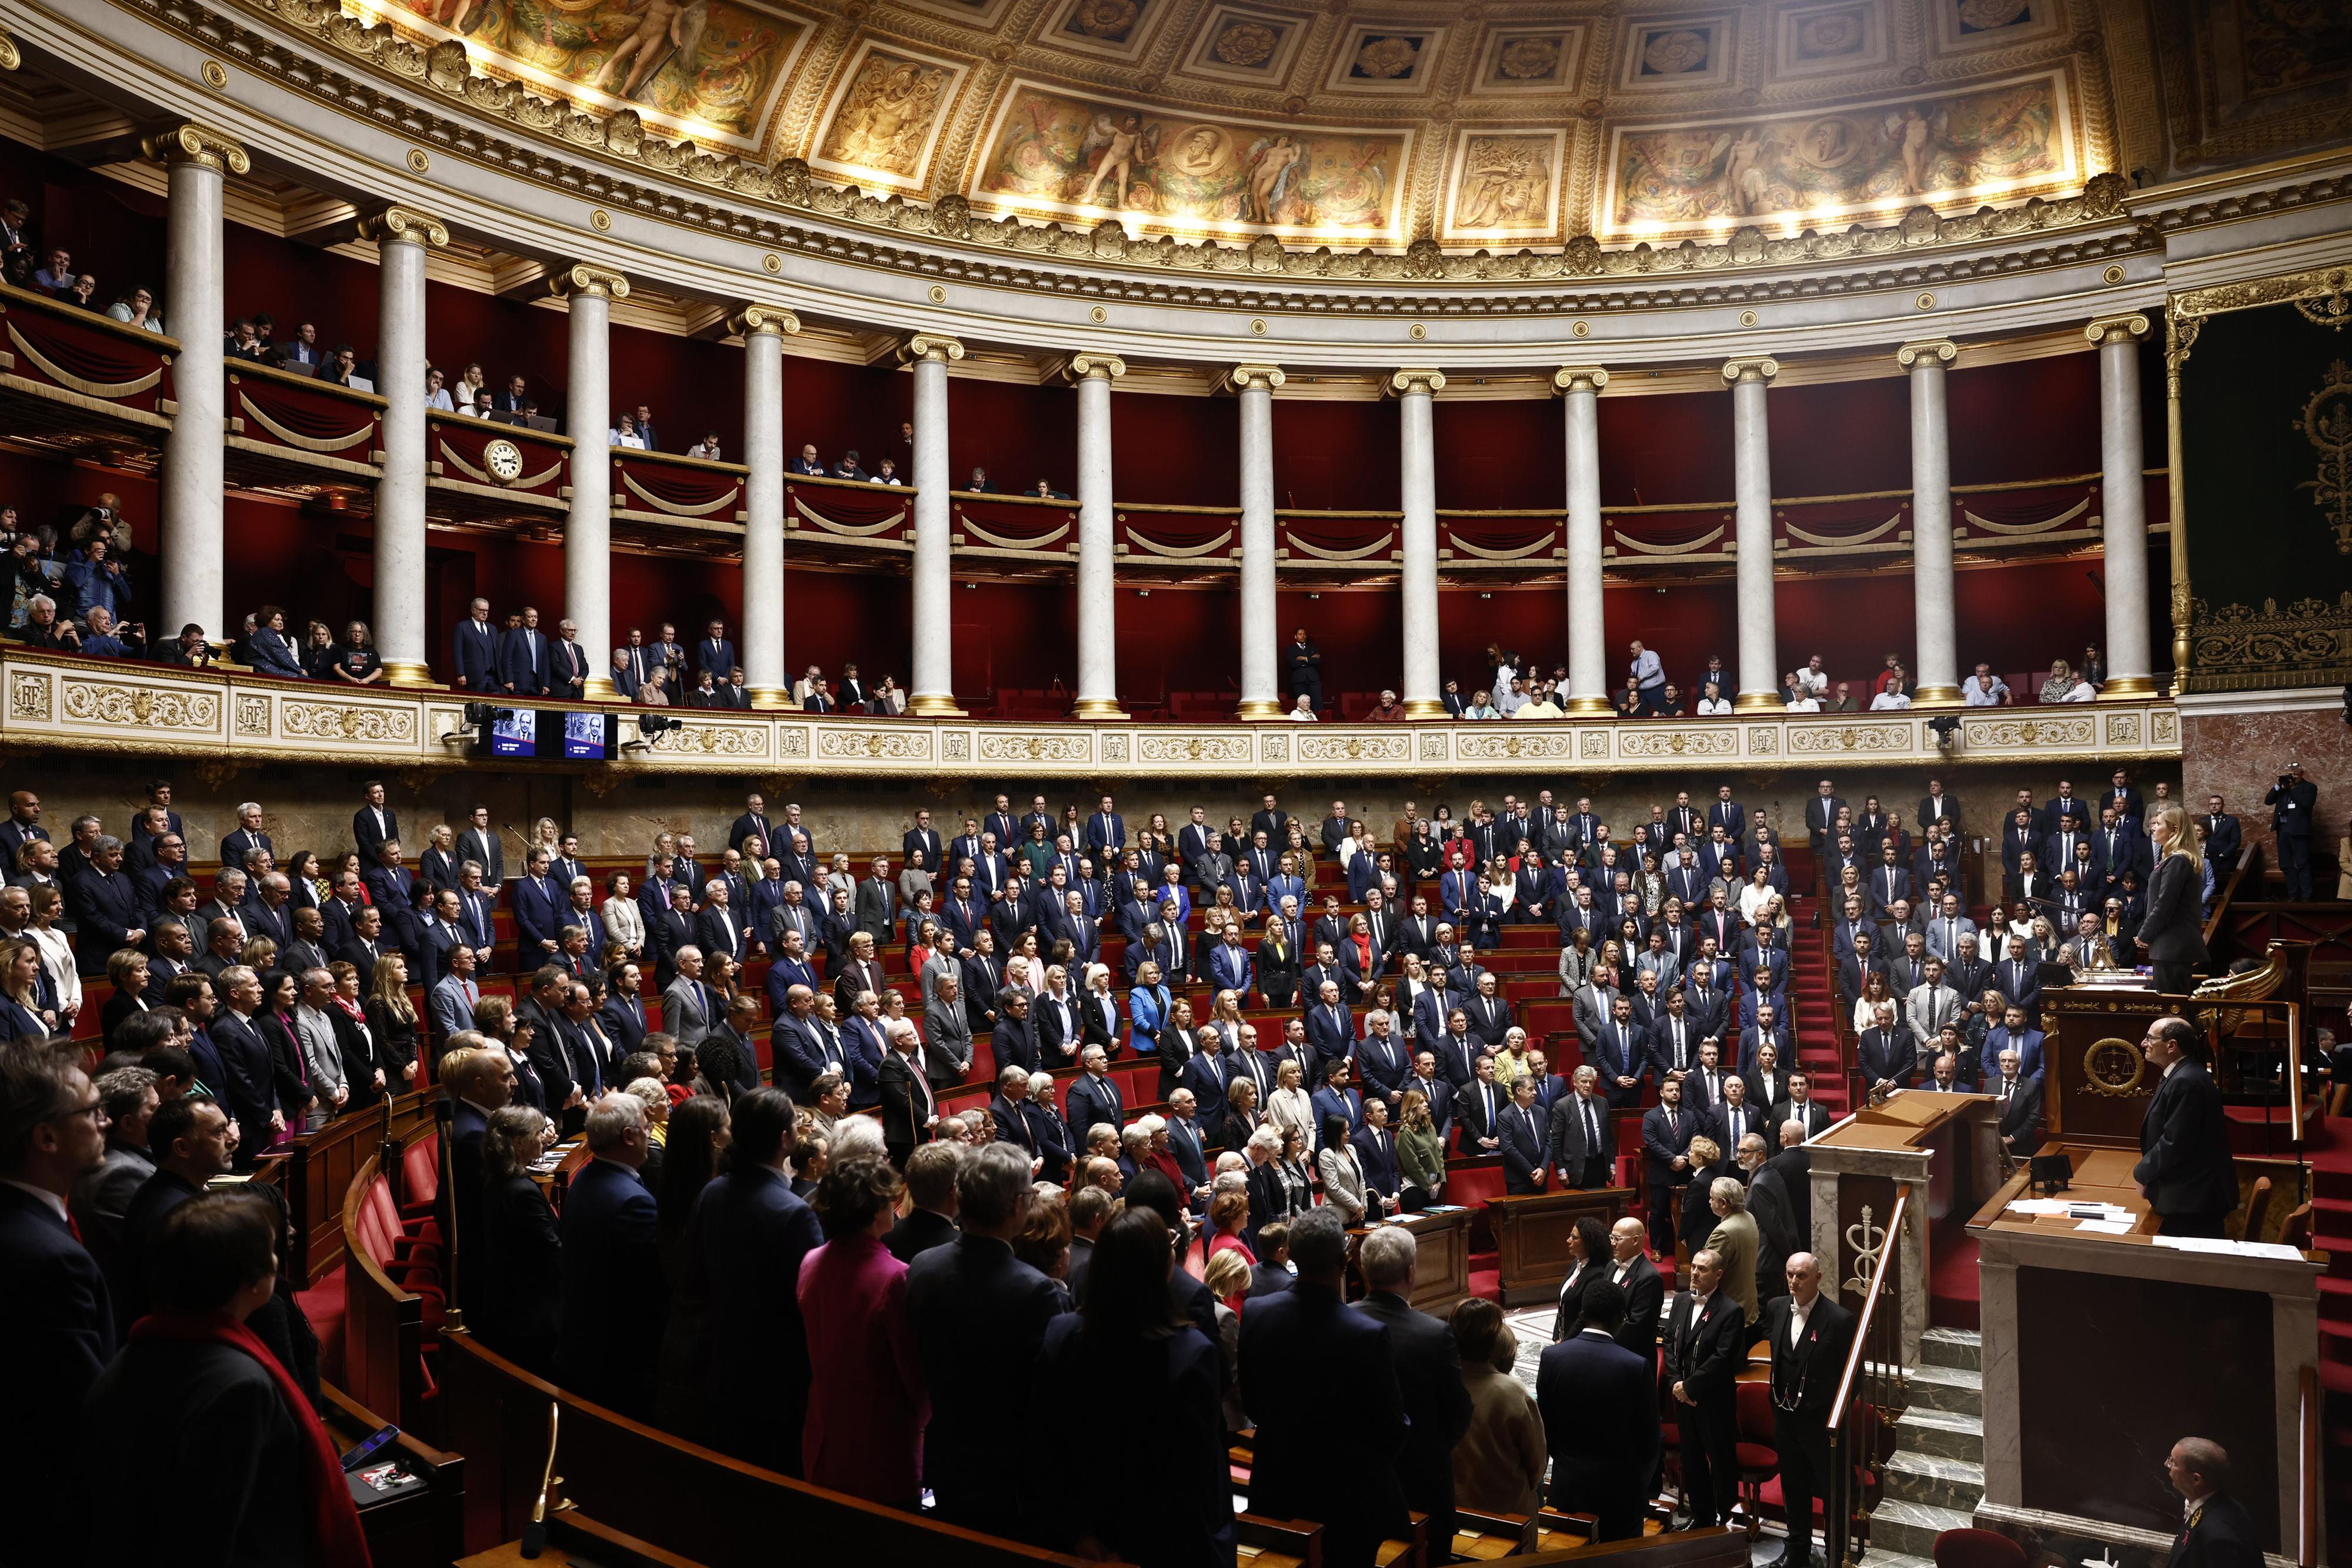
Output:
[1899, 339, 1961, 706]
[1069, 352, 1127, 720]
[362, 207, 447, 687]
[2089, 313, 2156, 697]
[1394, 369, 1446, 718]
[149, 123, 247, 643]
[1723, 356, 1782, 711]
[900, 333, 963, 716]
[1231, 364, 1285, 720]
[559, 263, 628, 699]
[1553, 366, 1612, 714]
[734, 305, 799, 710]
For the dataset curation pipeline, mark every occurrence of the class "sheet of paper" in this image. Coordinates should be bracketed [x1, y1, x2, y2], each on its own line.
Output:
[2074, 1219, 2136, 1235]
[2006, 1199, 2070, 1215]
[2154, 1236, 2306, 1259]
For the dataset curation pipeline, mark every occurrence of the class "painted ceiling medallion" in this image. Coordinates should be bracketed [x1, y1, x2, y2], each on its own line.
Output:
[1214, 21, 1278, 66]
[1498, 37, 1559, 79]
[1355, 36, 1420, 79]
[1643, 29, 1711, 74]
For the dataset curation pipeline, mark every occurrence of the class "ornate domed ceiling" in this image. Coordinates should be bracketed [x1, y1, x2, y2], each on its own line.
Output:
[328, 0, 2348, 250]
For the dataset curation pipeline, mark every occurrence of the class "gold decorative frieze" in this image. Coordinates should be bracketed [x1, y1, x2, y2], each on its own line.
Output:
[2174, 266, 2352, 329]
[1786, 721, 1912, 753]
[280, 701, 419, 744]
[61, 681, 219, 731]
[2184, 593, 2352, 693]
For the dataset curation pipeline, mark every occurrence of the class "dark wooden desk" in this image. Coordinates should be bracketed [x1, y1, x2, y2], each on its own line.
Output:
[1484, 1188, 1635, 1306]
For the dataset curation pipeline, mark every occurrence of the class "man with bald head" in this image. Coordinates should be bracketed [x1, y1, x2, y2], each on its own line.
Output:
[2164, 1437, 2261, 1568]
[1760, 1253, 1855, 1566]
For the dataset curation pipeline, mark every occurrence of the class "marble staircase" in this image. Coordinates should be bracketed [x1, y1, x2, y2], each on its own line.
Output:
[1867, 1327, 1984, 1568]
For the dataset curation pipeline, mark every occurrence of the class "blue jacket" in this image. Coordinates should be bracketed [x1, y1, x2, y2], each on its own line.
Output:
[557, 1159, 664, 1418]
[1, 1181, 115, 1553]
[512, 874, 566, 961]
[496, 626, 549, 694]
[452, 617, 501, 690]
[695, 1166, 823, 1470]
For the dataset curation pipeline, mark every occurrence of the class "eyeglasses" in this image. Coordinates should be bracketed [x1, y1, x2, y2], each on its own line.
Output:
[48, 1098, 105, 1126]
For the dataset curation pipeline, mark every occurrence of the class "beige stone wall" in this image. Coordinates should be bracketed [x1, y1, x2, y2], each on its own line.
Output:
[29, 753, 2182, 870]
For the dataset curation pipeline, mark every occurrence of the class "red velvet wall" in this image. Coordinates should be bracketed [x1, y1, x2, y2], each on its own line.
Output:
[1116, 584, 1240, 700]
[786, 358, 903, 474]
[1596, 388, 1733, 506]
[1271, 399, 1399, 511]
[1112, 392, 1237, 506]
[950, 377, 1073, 494]
[1436, 398, 1565, 511]
[1949, 355, 2103, 484]
[0, 139, 168, 297]
[1767, 378, 1913, 497]
[221, 229, 380, 353]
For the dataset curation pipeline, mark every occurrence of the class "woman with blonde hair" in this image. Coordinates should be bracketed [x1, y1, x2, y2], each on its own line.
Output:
[1396, 1087, 1445, 1206]
[26, 885, 78, 1033]
[602, 870, 646, 965]
[0, 936, 50, 1039]
[2136, 804, 2209, 994]
[1267, 1056, 1317, 1152]
[2039, 658, 2077, 704]
[366, 951, 419, 1090]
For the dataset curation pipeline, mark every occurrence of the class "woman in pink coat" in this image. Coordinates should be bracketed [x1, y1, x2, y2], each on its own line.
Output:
[797, 1154, 930, 1506]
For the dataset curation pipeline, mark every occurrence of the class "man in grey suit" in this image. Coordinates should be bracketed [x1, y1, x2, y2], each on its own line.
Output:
[924, 971, 975, 1091]
[853, 857, 896, 944]
[662, 945, 714, 1047]
[431, 945, 482, 1045]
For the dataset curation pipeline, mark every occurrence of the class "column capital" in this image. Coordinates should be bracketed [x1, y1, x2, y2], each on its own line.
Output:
[2084, 312, 2150, 345]
[1064, 352, 1128, 382]
[553, 262, 630, 300]
[359, 205, 451, 249]
[1552, 365, 1610, 395]
[1896, 339, 1957, 369]
[1388, 367, 1446, 397]
[898, 332, 964, 365]
[142, 121, 250, 175]
[1721, 356, 1779, 385]
[731, 303, 802, 338]
[1220, 363, 1287, 393]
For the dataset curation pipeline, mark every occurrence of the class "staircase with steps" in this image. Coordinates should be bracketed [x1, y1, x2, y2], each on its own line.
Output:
[2304, 1122, 2352, 1564]
[1867, 1328, 1985, 1568]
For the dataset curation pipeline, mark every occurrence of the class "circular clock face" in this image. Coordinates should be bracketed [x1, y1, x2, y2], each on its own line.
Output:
[484, 437, 524, 483]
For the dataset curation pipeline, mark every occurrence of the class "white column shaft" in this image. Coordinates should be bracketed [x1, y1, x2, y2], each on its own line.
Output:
[1909, 357, 1957, 698]
[1075, 372, 1119, 711]
[2099, 336, 2153, 683]
[373, 234, 429, 678]
[909, 355, 954, 707]
[160, 158, 226, 638]
[1238, 382, 1278, 715]
[741, 328, 786, 704]
[564, 289, 612, 671]
[1732, 376, 1778, 704]
[1562, 385, 1607, 707]
[1399, 388, 1439, 710]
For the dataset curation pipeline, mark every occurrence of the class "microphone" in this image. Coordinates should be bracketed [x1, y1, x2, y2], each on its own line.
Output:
[519, 1403, 561, 1558]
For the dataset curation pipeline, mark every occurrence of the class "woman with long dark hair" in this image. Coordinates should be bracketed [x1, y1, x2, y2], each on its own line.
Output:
[475, 1104, 560, 1375]
[652, 1094, 731, 1439]
[1036, 1209, 1233, 1566]
[1548, 1213, 1612, 1343]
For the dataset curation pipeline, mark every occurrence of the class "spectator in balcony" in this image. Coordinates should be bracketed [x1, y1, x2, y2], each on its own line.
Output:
[424, 367, 455, 412]
[252, 316, 279, 360]
[1028, 477, 1071, 499]
[1521, 686, 1563, 720]
[689, 431, 723, 459]
[278, 320, 323, 370]
[1963, 662, 2010, 706]
[490, 373, 531, 417]
[0, 198, 30, 253]
[965, 466, 994, 492]
[829, 449, 868, 482]
[697, 620, 737, 684]
[224, 316, 263, 359]
[64, 536, 129, 626]
[499, 606, 549, 696]
[1366, 689, 1406, 722]
[79, 607, 133, 660]
[34, 246, 73, 292]
[870, 676, 905, 715]
[455, 597, 499, 690]
[684, 669, 721, 708]
[1287, 693, 1318, 722]
[55, 273, 99, 311]
[2080, 643, 2104, 690]
[789, 443, 825, 476]
[1824, 682, 1859, 713]
[873, 457, 904, 486]
[105, 285, 164, 333]
[451, 363, 486, 417]
[1693, 680, 1731, 716]
[20, 595, 81, 653]
[1611, 676, 1642, 718]
[793, 664, 823, 704]
[1870, 676, 1912, 711]
[790, 676, 829, 711]
[319, 345, 359, 388]
[542, 620, 586, 701]
[298, 620, 335, 680]
[246, 607, 304, 678]
[2039, 658, 2079, 704]
[1792, 654, 1828, 701]
[639, 665, 672, 706]
[630, 404, 660, 450]
[1462, 688, 1499, 720]
[610, 412, 647, 449]
[155, 623, 215, 668]
[330, 621, 384, 686]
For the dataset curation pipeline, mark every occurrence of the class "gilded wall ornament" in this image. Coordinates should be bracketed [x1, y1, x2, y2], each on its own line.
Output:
[2294, 360, 2352, 554]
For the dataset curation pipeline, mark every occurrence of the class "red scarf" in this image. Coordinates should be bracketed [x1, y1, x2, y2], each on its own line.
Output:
[131, 1309, 373, 1566]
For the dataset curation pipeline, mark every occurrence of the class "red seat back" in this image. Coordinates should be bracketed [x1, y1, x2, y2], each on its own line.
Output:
[401, 1132, 440, 1207]
[1932, 1529, 2030, 1568]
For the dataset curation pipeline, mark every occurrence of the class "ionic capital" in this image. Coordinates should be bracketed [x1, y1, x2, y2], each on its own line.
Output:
[1552, 365, 1610, 395]
[897, 332, 965, 365]
[142, 121, 250, 175]
[2084, 313, 2150, 345]
[733, 304, 803, 338]
[360, 205, 452, 249]
[554, 263, 630, 300]
[1720, 356, 1779, 385]
[1388, 367, 1446, 397]
[1896, 339, 1957, 369]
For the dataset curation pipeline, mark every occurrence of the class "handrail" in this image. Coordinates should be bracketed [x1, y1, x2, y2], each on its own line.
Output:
[228, 355, 390, 409]
[1825, 1181, 1912, 1568]
[0, 278, 186, 352]
[2203, 840, 2261, 948]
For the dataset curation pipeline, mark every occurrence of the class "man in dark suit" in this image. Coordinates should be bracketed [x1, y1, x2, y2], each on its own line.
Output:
[1548, 1064, 1616, 1189]
[1599, 1218, 1666, 1358]
[0, 1040, 117, 1566]
[207, 967, 282, 1169]
[1239, 1207, 1409, 1568]
[1760, 1252, 1857, 1566]
[2163, 1437, 2263, 1568]
[905, 1142, 1062, 1541]
[885, 1143, 961, 1262]
[1538, 1281, 1660, 1540]
[1803, 779, 1846, 852]
[1498, 1074, 1551, 1193]
[2133, 1017, 2238, 1236]
[1663, 1245, 1746, 1529]
[1991, 1048, 2044, 1157]
[497, 606, 549, 696]
[453, 597, 501, 691]
[66, 835, 146, 974]
[696, 619, 737, 684]
[1355, 1226, 1472, 1557]
[694, 1089, 823, 1475]
[1641, 1075, 1696, 1256]
[546, 618, 590, 701]
[1065, 1047, 1124, 1143]
[557, 1092, 666, 1419]
[2265, 763, 2319, 901]
[1857, 1005, 1919, 1100]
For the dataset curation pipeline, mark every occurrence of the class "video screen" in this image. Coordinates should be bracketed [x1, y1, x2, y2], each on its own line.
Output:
[564, 712, 609, 760]
[489, 708, 538, 757]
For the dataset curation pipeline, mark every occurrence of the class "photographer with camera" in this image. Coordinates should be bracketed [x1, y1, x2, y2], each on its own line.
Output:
[2264, 763, 2317, 901]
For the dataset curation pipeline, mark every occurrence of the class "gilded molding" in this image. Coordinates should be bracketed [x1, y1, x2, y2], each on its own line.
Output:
[730, 304, 802, 337]
[553, 262, 630, 300]
[0, 24, 20, 71]
[1551, 366, 1609, 395]
[1220, 365, 1287, 394]
[1897, 340, 1959, 368]
[1389, 369, 1446, 397]
[2171, 265, 2352, 329]
[140, 120, 250, 175]
[1722, 357, 1780, 385]
[1065, 352, 1127, 382]
[2183, 593, 2352, 694]
[2084, 312, 2150, 344]
[896, 332, 965, 365]
[359, 205, 452, 249]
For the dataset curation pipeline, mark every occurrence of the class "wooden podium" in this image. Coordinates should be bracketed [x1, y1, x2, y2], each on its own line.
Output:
[1372, 1205, 1476, 1315]
[2040, 978, 2185, 1147]
[1483, 1188, 1635, 1306]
